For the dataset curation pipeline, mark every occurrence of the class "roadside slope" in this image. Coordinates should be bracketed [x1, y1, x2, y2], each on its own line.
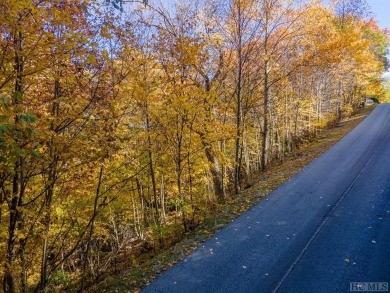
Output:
[141, 105, 390, 293]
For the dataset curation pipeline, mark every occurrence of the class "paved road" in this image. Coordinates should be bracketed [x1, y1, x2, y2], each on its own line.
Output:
[142, 104, 390, 293]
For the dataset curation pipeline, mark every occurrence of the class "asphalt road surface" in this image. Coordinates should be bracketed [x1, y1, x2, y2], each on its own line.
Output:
[142, 104, 390, 293]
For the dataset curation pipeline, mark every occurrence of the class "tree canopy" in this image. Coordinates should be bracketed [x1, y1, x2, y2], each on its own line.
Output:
[0, 0, 388, 291]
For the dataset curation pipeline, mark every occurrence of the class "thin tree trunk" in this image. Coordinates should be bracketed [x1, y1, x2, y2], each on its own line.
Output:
[37, 72, 60, 293]
[146, 114, 158, 223]
[80, 166, 104, 292]
[262, 60, 270, 171]
[176, 117, 186, 231]
[4, 29, 24, 293]
[234, 1, 243, 194]
[160, 175, 166, 224]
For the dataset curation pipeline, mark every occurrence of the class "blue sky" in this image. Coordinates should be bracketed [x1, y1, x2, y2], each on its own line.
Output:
[368, 0, 390, 32]
[368, 0, 390, 77]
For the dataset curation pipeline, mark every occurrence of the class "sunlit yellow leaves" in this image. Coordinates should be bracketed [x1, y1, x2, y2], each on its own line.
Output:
[87, 54, 97, 65]
[102, 49, 109, 61]
[100, 26, 112, 39]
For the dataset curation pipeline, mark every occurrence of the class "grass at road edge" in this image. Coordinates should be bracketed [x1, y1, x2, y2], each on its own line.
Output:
[94, 105, 376, 293]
